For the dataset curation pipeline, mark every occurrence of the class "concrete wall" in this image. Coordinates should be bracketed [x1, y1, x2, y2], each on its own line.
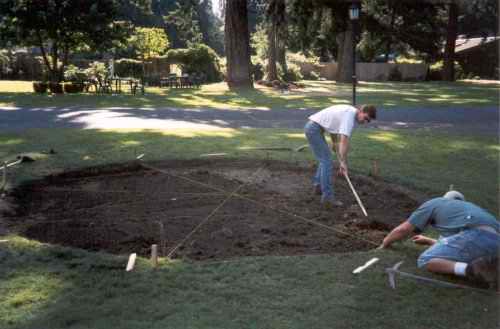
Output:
[296, 61, 428, 81]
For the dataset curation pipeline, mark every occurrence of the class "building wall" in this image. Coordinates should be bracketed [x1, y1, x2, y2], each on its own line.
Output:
[456, 41, 499, 79]
[296, 61, 428, 81]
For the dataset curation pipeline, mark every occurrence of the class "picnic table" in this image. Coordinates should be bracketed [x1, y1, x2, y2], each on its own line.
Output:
[108, 77, 142, 94]
[159, 74, 203, 89]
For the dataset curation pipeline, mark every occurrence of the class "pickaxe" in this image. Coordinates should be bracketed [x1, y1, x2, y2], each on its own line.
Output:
[386, 261, 493, 294]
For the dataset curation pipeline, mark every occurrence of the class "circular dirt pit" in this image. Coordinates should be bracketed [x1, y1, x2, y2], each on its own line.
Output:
[4, 159, 421, 261]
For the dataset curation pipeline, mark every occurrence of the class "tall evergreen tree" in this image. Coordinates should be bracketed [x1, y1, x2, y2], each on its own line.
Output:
[225, 0, 253, 88]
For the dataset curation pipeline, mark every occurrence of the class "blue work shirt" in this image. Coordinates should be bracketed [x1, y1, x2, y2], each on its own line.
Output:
[408, 197, 499, 237]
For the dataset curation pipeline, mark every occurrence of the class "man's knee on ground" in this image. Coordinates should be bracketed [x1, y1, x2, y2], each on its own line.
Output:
[417, 255, 430, 269]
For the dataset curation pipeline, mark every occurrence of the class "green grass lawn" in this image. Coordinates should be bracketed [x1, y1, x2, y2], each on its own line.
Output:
[1, 236, 497, 329]
[1, 92, 498, 327]
[1, 80, 498, 109]
[1, 128, 498, 213]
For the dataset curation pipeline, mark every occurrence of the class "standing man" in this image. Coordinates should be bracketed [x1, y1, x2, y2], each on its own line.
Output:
[380, 191, 499, 287]
[304, 104, 376, 207]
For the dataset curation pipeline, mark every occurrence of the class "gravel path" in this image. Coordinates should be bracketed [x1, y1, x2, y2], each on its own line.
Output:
[1, 106, 498, 136]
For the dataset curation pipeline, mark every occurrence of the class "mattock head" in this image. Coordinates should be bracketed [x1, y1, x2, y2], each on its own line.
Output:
[386, 261, 404, 289]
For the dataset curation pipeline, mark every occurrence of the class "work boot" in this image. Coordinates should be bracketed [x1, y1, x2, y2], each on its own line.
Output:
[322, 199, 344, 210]
[313, 184, 322, 196]
[466, 256, 499, 288]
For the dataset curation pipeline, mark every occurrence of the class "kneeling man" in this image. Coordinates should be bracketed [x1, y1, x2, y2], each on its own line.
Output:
[380, 190, 499, 287]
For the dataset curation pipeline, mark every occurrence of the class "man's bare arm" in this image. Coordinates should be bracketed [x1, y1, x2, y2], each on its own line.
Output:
[380, 221, 415, 248]
[337, 135, 350, 175]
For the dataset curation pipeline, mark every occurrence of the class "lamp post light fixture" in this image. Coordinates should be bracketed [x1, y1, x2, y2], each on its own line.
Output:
[349, 2, 360, 105]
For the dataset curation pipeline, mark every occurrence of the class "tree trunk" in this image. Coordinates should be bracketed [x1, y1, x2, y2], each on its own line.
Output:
[336, 24, 354, 83]
[385, 5, 396, 62]
[224, 0, 253, 89]
[276, 0, 287, 78]
[267, 22, 278, 81]
[51, 42, 59, 82]
[59, 45, 70, 82]
[443, 2, 458, 81]
[36, 31, 54, 82]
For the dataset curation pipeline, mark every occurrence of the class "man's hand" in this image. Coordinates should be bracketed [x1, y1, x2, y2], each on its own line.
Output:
[411, 235, 436, 246]
[337, 162, 348, 177]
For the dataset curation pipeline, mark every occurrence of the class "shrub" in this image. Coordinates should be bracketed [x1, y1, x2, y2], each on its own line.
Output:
[165, 44, 222, 82]
[48, 82, 63, 93]
[63, 82, 84, 93]
[33, 81, 48, 93]
[251, 62, 264, 81]
[282, 62, 303, 82]
[428, 60, 464, 80]
[84, 61, 108, 82]
[64, 64, 87, 82]
[114, 59, 144, 78]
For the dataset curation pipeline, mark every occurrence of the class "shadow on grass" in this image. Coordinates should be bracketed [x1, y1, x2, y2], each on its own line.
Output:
[0, 80, 498, 110]
[1, 237, 498, 329]
[0, 127, 498, 214]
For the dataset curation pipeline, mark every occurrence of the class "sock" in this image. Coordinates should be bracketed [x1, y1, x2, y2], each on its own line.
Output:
[454, 262, 468, 276]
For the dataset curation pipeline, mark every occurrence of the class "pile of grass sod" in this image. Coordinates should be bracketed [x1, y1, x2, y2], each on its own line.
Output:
[1, 80, 498, 110]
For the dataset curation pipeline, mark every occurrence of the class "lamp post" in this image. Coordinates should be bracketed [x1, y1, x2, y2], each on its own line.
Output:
[349, 3, 360, 106]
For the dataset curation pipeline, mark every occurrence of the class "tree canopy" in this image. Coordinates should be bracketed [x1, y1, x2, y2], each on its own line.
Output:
[0, 0, 147, 81]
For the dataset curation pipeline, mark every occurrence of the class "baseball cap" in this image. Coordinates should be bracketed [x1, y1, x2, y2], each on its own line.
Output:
[443, 190, 465, 201]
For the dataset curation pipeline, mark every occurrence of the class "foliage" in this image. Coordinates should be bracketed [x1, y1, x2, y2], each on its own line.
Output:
[458, 0, 498, 37]
[363, 0, 444, 62]
[165, 44, 222, 82]
[63, 82, 84, 93]
[250, 23, 269, 62]
[286, 52, 320, 66]
[164, 0, 203, 48]
[32, 81, 48, 93]
[429, 60, 465, 81]
[128, 27, 169, 60]
[251, 61, 265, 81]
[282, 62, 303, 82]
[84, 61, 108, 82]
[114, 59, 144, 78]
[64, 65, 87, 83]
[0, 0, 140, 82]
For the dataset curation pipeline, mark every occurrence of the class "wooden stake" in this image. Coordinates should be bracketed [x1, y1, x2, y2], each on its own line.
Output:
[126, 253, 137, 272]
[151, 244, 158, 268]
[353, 257, 379, 274]
[371, 159, 379, 177]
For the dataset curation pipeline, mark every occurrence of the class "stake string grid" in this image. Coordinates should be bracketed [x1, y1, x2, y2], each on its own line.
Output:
[165, 166, 266, 259]
[141, 163, 380, 249]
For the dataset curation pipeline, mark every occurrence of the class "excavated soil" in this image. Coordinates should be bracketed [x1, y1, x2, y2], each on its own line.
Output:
[3, 159, 421, 261]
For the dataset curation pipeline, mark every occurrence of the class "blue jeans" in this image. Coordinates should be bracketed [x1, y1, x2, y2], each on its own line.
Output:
[304, 120, 334, 202]
[417, 229, 500, 268]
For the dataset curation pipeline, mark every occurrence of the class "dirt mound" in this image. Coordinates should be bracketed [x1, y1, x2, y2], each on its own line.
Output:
[4, 159, 420, 261]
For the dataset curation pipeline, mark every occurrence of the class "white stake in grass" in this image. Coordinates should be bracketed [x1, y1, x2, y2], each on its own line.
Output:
[126, 253, 137, 272]
[352, 257, 379, 274]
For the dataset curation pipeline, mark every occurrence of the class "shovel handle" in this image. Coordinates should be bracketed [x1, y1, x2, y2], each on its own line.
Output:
[344, 173, 368, 217]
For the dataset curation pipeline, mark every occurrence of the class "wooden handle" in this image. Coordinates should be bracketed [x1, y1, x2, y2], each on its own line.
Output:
[344, 173, 368, 217]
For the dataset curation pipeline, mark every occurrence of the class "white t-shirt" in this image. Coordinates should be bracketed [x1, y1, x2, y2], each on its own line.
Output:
[308, 105, 357, 137]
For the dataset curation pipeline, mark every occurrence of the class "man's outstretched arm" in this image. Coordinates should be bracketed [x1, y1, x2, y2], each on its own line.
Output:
[380, 221, 415, 248]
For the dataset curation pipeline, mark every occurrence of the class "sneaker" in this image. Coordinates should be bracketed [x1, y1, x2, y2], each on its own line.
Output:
[314, 184, 322, 196]
[467, 256, 499, 287]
